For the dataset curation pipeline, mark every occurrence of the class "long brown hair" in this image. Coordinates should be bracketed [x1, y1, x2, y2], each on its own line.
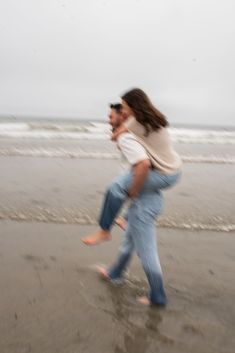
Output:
[121, 88, 169, 135]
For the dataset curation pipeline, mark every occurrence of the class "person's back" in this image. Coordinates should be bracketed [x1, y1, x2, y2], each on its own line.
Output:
[124, 116, 182, 175]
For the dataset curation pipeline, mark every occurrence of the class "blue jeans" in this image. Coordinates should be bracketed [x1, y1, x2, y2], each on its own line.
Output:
[99, 169, 180, 231]
[99, 169, 181, 305]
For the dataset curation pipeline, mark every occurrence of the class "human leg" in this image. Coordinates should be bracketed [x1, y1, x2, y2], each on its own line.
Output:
[140, 169, 181, 195]
[82, 169, 181, 245]
[107, 224, 135, 281]
[128, 194, 167, 306]
[82, 172, 133, 245]
[98, 173, 133, 230]
[97, 169, 180, 233]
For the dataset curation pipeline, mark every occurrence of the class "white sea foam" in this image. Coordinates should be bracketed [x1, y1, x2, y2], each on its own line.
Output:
[0, 147, 234, 164]
[0, 121, 235, 144]
[0, 206, 234, 232]
[169, 127, 235, 144]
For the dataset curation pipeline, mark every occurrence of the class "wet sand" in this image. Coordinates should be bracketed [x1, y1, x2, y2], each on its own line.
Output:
[0, 155, 234, 231]
[0, 136, 234, 352]
[0, 220, 234, 353]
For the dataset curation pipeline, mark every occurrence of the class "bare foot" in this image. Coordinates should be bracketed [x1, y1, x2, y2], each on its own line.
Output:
[81, 230, 111, 246]
[137, 296, 151, 306]
[96, 265, 110, 280]
[115, 217, 127, 231]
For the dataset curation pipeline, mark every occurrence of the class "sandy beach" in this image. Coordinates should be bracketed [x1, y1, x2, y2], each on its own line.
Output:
[0, 133, 235, 353]
[0, 221, 235, 353]
[1, 0, 235, 350]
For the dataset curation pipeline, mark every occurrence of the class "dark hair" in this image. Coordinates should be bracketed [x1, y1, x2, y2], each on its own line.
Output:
[121, 88, 169, 135]
[109, 103, 122, 114]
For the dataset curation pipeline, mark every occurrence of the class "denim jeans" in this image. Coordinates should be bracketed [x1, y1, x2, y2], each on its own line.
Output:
[99, 169, 180, 231]
[99, 169, 181, 305]
[108, 192, 166, 305]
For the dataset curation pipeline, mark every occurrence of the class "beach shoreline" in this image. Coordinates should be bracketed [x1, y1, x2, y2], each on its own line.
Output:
[0, 134, 234, 352]
[0, 149, 234, 231]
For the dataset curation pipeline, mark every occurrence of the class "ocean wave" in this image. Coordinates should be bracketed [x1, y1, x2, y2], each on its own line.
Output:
[0, 206, 234, 232]
[0, 147, 234, 164]
[0, 121, 235, 144]
[169, 127, 235, 144]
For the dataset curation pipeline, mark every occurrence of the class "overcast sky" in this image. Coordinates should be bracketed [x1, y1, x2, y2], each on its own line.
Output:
[0, 0, 234, 125]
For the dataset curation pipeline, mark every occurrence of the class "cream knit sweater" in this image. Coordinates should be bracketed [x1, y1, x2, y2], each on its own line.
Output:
[124, 116, 182, 175]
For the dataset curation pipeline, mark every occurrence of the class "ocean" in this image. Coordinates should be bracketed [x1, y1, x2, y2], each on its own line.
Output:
[0, 118, 234, 164]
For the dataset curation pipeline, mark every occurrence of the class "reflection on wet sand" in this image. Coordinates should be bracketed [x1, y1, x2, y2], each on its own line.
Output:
[1, 220, 234, 353]
[102, 278, 172, 353]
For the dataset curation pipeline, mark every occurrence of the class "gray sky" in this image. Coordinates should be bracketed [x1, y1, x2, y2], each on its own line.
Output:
[0, 0, 234, 125]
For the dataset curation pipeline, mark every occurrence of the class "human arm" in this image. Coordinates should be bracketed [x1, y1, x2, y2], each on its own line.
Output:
[127, 159, 151, 198]
[117, 133, 151, 198]
[111, 125, 129, 141]
[112, 116, 143, 141]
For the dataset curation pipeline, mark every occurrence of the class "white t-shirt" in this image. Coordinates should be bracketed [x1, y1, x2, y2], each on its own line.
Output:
[117, 132, 149, 173]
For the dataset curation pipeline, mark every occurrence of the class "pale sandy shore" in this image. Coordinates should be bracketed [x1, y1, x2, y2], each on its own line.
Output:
[0, 220, 234, 353]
